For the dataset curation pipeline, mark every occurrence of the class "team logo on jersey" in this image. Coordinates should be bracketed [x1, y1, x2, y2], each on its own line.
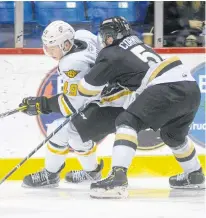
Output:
[189, 63, 206, 148]
[37, 67, 164, 150]
[64, 70, 79, 78]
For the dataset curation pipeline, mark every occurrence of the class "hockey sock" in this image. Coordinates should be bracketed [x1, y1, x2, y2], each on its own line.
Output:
[45, 141, 69, 173]
[112, 126, 138, 169]
[171, 139, 201, 173]
[76, 144, 98, 171]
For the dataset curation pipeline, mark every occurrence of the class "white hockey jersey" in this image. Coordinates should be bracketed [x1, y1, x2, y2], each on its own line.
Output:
[56, 30, 98, 116]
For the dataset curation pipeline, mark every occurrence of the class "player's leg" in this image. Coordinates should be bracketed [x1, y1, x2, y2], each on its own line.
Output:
[161, 117, 204, 188]
[90, 83, 175, 198]
[22, 117, 73, 187]
[159, 81, 204, 188]
[65, 104, 124, 183]
[22, 107, 106, 187]
[90, 109, 149, 198]
[90, 81, 203, 198]
[90, 88, 157, 198]
[161, 126, 204, 189]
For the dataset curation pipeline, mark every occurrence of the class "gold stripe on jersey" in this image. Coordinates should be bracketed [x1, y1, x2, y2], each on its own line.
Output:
[148, 56, 181, 84]
[60, 95, 73, 116]
[74, 144, 98, 156]
[115, 134, 138, 146]
[100, 90, 133, 104]
[47, 144, 70, 155]
[78, 82, 101, 96]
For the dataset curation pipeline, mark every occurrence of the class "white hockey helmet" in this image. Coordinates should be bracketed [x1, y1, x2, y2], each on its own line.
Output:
[42, 20, 75, 56]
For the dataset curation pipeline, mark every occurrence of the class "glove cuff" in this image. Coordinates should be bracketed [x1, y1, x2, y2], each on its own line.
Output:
[40, 97, 52, 114]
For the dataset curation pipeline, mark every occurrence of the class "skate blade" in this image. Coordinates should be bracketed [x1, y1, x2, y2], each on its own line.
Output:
[170, 183, 205, 189]
[90, 187, 128, 199]
[64, 179, 91, 184]
[21, 183, 59, 189]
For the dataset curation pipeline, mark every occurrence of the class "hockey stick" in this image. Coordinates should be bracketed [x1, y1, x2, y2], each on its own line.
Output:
[0, 114, 75, 185]
[0, 101, 93, 185]
[0, 105, 27, 119]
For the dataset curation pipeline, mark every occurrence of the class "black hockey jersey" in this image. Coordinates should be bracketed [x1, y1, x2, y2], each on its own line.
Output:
[77, 34, 194, 109]
[78, 35, 163, 97]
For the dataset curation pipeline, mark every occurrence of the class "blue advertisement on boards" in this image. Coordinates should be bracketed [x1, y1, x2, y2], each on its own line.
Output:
[189, 63, 206, 148]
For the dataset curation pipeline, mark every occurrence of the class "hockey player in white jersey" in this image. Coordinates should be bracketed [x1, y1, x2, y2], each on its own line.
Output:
[20, 20, 105, 188]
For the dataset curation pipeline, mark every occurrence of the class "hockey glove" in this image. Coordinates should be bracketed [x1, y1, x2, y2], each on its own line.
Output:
[20, 96, 52, 116]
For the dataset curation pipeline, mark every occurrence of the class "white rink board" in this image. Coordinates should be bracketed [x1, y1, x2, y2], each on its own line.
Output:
[0, 53, 205, 158]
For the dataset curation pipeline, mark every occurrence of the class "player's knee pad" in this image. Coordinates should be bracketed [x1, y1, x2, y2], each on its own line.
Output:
[160, 129, 185, 148]
[115, 111, 144, 133]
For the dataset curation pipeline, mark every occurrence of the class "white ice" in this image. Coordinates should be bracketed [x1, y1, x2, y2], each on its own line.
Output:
[0, 178, 205, 218]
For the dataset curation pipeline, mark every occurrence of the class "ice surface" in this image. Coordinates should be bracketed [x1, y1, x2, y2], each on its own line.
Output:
[0, 178, 205, 218]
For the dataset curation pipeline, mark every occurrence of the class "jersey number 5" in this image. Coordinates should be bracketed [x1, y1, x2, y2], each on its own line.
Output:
[131, 45, 161, 65]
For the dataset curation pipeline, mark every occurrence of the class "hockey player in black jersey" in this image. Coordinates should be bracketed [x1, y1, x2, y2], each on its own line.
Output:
[85, 17, 204, 198]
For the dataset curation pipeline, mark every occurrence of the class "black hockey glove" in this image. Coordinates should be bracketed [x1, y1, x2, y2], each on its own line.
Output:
[20, 96, 52, 116]
[101, 83, 124, 97]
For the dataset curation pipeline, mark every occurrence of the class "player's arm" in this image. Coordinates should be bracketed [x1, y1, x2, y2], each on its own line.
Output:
[54, 60, 88, 116]
[78, 55, 113, 97]
[20, 60, 89, 116]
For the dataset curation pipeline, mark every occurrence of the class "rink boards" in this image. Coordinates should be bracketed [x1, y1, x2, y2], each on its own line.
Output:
[0, 48, 205, 179]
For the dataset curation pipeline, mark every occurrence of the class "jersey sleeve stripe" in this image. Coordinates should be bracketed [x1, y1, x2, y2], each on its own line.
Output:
[63, 94, 76, 113]
[78, 83, 100, 96]
[100, 90, 132, 104]
[58, 95, 73, 116]
[147, 56, 181, 84]
[78, 78, 103, 97]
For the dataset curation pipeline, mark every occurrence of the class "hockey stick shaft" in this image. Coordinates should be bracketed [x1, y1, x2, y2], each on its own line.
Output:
[0, 105, 27, 119]
[0, 112, 74, 185]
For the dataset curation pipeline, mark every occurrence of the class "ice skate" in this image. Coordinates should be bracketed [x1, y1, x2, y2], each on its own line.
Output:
[65, 159, 104, 183]
[90, 166, 128, 199]
[169, 168, 205, 189]
[22, 164, 65, 188]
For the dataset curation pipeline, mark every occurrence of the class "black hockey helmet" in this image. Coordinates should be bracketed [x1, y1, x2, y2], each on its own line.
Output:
[99, 16, 132, 46]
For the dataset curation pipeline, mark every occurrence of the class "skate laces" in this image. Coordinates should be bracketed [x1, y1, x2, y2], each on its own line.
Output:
[176, 173, 188, 181]
[96, 167, 127, 185]
[72, 170, 93, 182]
[97, 171, 114, 184]
[31, 169, 51, 184]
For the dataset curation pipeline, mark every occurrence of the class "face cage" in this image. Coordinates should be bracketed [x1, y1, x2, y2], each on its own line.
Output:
[98, 28, 119, 47]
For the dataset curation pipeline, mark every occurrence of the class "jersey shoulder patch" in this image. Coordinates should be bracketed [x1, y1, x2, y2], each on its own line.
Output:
[64, 69, 80, 78]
